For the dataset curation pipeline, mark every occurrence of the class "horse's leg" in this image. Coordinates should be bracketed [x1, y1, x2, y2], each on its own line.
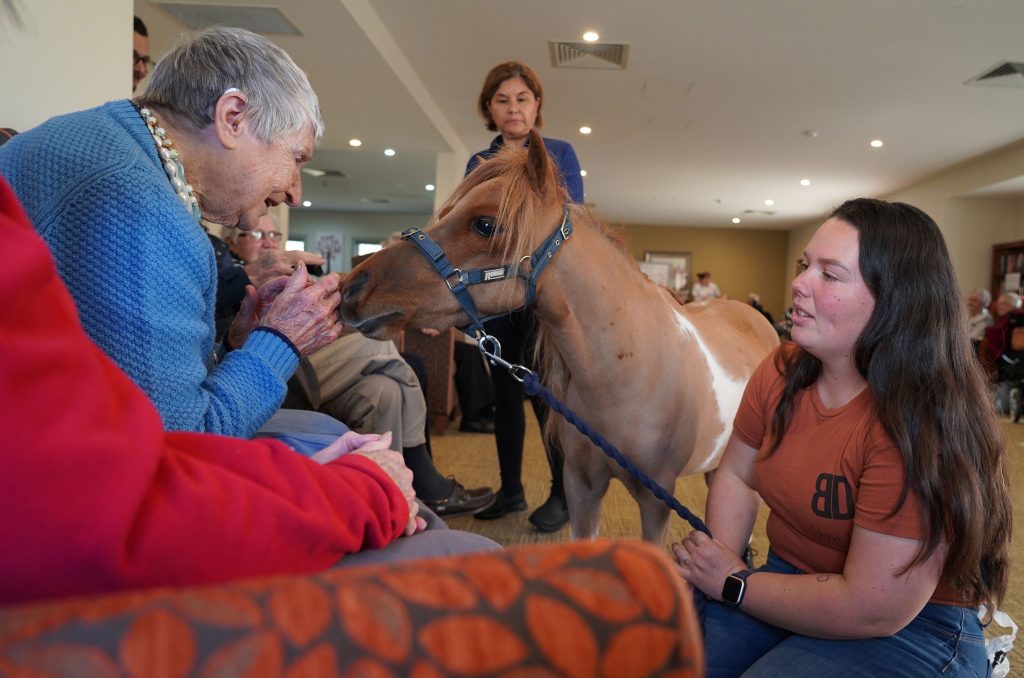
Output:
[621, 477, 673, 544]
[562, 439, 612, 540]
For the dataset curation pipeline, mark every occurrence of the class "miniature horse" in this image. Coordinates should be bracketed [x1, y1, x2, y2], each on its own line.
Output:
[341, 131, 779, 544]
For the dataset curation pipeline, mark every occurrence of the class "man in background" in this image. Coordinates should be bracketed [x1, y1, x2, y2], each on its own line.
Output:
[223, 215, 495, 517]
[133, 16, 153, 91]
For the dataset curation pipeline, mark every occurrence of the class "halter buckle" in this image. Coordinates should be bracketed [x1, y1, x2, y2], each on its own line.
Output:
[445, 268, 466, 292]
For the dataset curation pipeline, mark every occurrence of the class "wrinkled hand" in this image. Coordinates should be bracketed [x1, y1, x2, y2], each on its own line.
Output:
[226, 280, 284, 349]
[245, 249, 325, 289]
[311, 431, 392, 464]
[257, 268, 344, 356]
[671, 530, 746, 600]
[313, 432, 425, 537]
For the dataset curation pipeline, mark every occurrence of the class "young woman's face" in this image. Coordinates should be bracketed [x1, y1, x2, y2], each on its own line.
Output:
[789, 218, 876, 364]
[487, 76, 539, 145]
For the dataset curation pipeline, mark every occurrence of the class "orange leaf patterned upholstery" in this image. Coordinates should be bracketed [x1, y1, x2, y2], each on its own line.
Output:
[0, 540, 703, 677]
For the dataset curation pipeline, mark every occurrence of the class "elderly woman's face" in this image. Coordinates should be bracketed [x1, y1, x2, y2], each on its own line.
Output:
[966, 292, 983, 315]
[204, 126, 313, 231]
[996, 295, 1015, 317]
[488, 76, 539, 145]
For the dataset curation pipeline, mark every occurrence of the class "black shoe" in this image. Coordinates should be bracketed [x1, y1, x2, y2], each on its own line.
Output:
[528, 493, 569, 532]
[474, 490, 527, 520]
[423, 479, 494, 517]
[458, 417, 495, 434]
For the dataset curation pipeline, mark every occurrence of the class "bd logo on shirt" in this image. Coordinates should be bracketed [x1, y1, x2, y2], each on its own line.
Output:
[811, 473, 854, 520]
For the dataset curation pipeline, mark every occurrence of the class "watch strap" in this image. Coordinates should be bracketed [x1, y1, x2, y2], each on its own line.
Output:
[722, 568, 754, 607]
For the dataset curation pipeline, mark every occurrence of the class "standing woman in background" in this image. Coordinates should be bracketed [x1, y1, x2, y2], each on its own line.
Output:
[466, 61, 584, 531]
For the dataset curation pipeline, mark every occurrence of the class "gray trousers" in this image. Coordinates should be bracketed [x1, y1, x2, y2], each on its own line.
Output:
[300, 333, 428, 451]
[337, 502, 501, 567]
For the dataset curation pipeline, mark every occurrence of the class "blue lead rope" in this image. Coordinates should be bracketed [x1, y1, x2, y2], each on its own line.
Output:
[521, 371, 711, 537]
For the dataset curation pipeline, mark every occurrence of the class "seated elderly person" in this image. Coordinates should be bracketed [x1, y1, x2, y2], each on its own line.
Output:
[1, 26, 354, 454]
[966, 288, 993, 356]
[219, 216, 494, 516]
[0, 172, 499, 603]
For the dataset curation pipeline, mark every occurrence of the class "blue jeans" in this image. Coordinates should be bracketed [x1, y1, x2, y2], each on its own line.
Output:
[702, 550, 990, 677]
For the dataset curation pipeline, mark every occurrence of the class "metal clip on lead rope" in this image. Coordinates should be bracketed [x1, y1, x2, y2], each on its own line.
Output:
[475, 332, 534, 383]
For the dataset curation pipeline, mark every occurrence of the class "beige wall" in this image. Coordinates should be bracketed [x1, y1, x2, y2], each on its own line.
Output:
[621, 223, 790, 320]
[786, 140, 1024, 305]
[1, 0, 129, 131]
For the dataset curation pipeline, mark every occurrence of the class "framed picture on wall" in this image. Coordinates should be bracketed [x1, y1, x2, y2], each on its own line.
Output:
[643, 251, 692, 297]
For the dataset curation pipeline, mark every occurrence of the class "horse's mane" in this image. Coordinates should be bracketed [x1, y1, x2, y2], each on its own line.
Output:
[445, 144, 630, 271]
[443, 143, 634, 449]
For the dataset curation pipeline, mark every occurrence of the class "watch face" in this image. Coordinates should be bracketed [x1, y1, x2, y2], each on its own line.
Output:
[722, 574, 746, 605]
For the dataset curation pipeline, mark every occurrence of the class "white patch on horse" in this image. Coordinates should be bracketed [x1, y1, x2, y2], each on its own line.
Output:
[672, 309, 748, 472]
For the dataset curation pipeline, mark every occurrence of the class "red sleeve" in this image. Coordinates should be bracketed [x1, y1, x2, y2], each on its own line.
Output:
[732, 346, 785, 450]
[0, 179, 407, 604]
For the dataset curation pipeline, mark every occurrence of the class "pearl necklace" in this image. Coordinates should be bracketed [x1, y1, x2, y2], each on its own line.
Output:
[137, 106, 202, 224]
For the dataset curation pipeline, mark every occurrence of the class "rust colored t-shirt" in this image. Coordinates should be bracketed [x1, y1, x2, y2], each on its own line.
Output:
[733, 348, 962, 605]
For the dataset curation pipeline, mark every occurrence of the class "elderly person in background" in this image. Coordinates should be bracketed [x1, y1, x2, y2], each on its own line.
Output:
[0, 26, 356, 453]
[966, 288, 993, 355]
[223, 216, 494, 516]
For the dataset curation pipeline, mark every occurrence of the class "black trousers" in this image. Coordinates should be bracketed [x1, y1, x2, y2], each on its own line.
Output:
[483, 309, 564, 498]
[453, 341, 495, 421]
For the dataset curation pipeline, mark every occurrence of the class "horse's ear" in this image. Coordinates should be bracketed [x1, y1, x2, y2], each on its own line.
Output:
[526, 129, 555, 196]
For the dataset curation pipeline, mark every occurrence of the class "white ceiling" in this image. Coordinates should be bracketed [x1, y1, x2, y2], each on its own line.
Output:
[137, 0, 1024, 228]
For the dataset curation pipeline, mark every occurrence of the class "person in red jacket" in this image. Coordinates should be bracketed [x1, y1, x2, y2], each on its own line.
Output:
[0, 176, 497, 604]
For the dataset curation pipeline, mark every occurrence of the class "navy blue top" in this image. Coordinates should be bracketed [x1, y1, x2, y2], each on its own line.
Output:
[465, 134, 585, 203]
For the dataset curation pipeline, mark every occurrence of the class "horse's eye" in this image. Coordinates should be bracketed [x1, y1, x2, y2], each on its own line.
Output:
[472, 216, 497, 238]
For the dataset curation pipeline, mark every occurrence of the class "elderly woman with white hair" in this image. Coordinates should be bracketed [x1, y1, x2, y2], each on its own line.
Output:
[1, 26, 351, 451]
[0, 8, 498, 594]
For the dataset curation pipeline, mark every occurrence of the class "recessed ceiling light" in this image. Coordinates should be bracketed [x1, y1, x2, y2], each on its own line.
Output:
[732, 217, 741, 224]
[870, 139, 884, 148]
[582, 31, 599, 42]
[349, 138, 362, 147]
[580, 169, 587, 177]
[579, 126, 592, 135]
[800, 179, 811, 187]
[764, 199, 775, 206]
[384, 148, 396, 157]
[425, 184, 435, 191]
[302, 200, 312, 207]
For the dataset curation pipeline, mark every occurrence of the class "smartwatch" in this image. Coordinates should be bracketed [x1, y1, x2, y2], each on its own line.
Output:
[721, 569, 754, 607]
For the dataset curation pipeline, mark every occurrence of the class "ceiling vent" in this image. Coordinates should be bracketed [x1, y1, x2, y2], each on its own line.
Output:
[155, 3, 300, 35]
[550, 41, 629, 70]
[965, 62, 1024, 89]
[742, 209, 776, 216]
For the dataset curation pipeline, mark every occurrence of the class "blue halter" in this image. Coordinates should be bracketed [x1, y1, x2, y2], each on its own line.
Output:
[400, 204, 574, 343]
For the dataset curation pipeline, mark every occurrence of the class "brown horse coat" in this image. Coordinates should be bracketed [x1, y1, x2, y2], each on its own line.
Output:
[342, 131, 778, 543]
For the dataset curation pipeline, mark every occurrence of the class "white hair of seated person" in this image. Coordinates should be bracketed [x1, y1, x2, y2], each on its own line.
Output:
[135, 26, 323, 145]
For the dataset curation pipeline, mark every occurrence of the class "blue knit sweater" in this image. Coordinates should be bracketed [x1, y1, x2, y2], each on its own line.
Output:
[0, 100, 298, 437]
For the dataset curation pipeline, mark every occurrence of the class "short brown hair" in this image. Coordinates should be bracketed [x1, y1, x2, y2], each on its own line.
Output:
[477, 61, 544, 132]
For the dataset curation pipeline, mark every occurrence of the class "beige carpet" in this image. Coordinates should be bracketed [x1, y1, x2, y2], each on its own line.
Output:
[432, 405, 1023, 669]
